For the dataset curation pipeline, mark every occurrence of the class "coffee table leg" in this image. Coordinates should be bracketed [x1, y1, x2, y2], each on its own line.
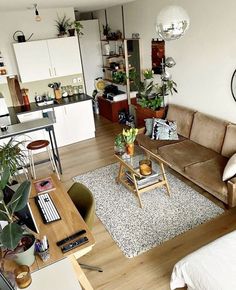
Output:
[116, 163, 124, 184]
[132, 173, 143, 208]
[159, 162, 171, 196]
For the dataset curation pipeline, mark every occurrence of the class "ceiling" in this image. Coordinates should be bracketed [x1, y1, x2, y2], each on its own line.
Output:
[0, 0, 135, 12]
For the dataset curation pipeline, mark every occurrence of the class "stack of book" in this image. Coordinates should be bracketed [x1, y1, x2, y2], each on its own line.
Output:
[125, 168, 161, 189]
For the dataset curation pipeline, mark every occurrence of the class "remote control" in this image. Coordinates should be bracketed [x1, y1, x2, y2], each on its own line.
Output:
[61, 236, 89, 253]
[56, 229, 86, 247]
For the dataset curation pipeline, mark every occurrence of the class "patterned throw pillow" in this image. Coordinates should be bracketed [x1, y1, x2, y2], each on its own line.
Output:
[144, 118, 154, 136]
[151, 118, 179, 140]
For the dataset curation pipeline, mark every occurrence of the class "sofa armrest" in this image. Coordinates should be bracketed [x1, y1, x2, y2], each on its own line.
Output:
[227, 177, 236, 207]
[138, 127, 145, 134]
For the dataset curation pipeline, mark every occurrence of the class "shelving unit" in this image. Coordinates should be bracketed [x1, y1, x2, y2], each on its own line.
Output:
[99, 38, 141, 119]
[0, 50, 8, 84]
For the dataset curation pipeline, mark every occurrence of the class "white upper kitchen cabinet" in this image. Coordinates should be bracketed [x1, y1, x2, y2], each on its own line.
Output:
[13, 36, 82, 83]
[13, 40, 51, 83]
[47, 37, 82, 77]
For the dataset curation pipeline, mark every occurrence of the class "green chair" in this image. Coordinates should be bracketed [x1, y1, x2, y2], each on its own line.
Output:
[67, 182, 103, 272]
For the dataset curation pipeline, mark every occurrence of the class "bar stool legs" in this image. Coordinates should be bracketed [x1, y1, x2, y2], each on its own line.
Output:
[47, 146, 60, 180]
[27, 140, 60, 180]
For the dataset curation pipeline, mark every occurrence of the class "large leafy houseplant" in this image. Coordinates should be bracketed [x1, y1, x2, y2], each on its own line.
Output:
[0, 166, 31, 250]
[0, 138, 27, 183]
[135, 69, 177, 110]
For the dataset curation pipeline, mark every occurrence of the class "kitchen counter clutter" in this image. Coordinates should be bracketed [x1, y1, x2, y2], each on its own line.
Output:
[4, 93, 95, 149]
[9, 93, 92, 117]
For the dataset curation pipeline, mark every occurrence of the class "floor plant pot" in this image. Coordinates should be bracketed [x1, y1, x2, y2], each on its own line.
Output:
[135, 104, 166, 127]
[13, 236, 36, 267]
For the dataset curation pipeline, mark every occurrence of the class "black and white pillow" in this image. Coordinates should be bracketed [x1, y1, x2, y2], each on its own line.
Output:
[151, 118, 178, 140]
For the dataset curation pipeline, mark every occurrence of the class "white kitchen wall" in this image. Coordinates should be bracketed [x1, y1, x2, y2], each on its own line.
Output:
[0, 7, 84, 106]
[94, 0, 236, 123]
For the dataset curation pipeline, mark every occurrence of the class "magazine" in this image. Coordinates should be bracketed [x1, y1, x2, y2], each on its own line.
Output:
[33, 177, 55, 194]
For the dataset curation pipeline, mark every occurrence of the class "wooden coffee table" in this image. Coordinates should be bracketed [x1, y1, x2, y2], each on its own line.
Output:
[114, 145, 171, 208]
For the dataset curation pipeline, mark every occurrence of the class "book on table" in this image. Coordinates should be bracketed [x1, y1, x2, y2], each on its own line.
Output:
[125, 168, 161, 189]
[33, 177, 55, 194]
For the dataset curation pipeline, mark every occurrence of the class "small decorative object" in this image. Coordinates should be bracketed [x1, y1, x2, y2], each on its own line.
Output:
[33, 177, 55, 194]
[1, 125, 8, 132]
[156, 5, 190, 41]
[152, 39, 165, 74]
[104, 43, 110, 56]
[14, 265, 32, 289]
[139, 159, 152, 176]
[122, 128, 138, 156]
[103, 24, 111, 38]
[35, 236, 50, 262]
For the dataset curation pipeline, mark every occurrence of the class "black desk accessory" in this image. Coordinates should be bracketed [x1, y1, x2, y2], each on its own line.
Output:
[56, 229, 86, 247]
[60, 237, 89, 253]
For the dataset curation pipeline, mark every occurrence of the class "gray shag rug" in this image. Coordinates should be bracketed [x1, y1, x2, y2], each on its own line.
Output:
[73, 162, 224, 258]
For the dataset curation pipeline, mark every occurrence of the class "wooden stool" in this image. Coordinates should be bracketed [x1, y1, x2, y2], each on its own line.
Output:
[27, 140, 60, 180]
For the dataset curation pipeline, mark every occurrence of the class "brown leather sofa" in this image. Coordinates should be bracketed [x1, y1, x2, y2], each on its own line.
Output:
[136, 104, 236, 207]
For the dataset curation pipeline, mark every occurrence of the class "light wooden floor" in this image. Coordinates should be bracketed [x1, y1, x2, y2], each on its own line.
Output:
[35, 115, 236, 290]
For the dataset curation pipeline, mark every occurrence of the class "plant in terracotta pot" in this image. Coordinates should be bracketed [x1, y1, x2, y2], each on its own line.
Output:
[0, 166, 35, 267]
[133, 69, 177, 127]
[122, 128, 138, 156]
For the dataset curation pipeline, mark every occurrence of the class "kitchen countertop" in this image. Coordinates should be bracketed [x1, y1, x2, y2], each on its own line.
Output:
[8, 93, 93, 125]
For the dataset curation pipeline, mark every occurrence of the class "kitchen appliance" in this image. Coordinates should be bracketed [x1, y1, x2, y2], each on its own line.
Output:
[13, 31, 33, 43]
[0, 93, 10, 126]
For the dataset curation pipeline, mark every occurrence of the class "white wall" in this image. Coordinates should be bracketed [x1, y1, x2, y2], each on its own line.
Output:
[94, 0, 236, 123]
[0, 7, 84, 106]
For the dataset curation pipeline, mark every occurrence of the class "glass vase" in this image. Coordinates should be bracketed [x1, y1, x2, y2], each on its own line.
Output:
[126, 143, 134, 156]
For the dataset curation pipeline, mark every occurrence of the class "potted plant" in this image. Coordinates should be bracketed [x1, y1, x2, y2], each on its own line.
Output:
[68, 20, 84, 37]
[133, 69, 177, 127]
[55, 15, 70, 37]
[114, 133, 125, 155]
[0, 137, 27, 184]
[0, 166, 35, 267]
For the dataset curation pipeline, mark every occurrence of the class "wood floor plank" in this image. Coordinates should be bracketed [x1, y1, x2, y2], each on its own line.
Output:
[34, 115, 236, 290]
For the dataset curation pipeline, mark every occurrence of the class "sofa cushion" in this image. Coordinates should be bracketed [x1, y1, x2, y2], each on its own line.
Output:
[185, 155, 228, 201]
[221, 124, 236, 158]
[222, 153, 236, 181]
[136, 133, 185, 154]
[166, 104, 195, 138]
[151, 119, 178, 140]
[190, 112, 227, 153]
[144, 118, 154, 137]
[158, 139, 219, 171]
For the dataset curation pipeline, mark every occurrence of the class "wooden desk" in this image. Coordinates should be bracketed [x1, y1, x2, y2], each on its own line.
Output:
[29, 174, 95, 290]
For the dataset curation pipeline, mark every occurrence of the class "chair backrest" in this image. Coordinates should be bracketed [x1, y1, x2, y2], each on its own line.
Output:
[67, 182, 95, 230]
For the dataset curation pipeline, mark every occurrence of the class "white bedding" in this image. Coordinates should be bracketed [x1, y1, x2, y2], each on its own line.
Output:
[170, 230, 236, 290]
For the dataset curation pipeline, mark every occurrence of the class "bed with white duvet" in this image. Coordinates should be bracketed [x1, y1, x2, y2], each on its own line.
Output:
[170, 230, 236, 290]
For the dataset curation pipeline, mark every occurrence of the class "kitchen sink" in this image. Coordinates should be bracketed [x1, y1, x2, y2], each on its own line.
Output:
[36, 100, 54, 106]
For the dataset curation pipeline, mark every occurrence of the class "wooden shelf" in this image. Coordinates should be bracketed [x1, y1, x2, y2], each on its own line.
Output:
[102, 66, 134, 71]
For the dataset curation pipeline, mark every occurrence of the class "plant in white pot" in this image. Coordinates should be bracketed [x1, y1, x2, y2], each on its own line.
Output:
[0, 166, 35, 267]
